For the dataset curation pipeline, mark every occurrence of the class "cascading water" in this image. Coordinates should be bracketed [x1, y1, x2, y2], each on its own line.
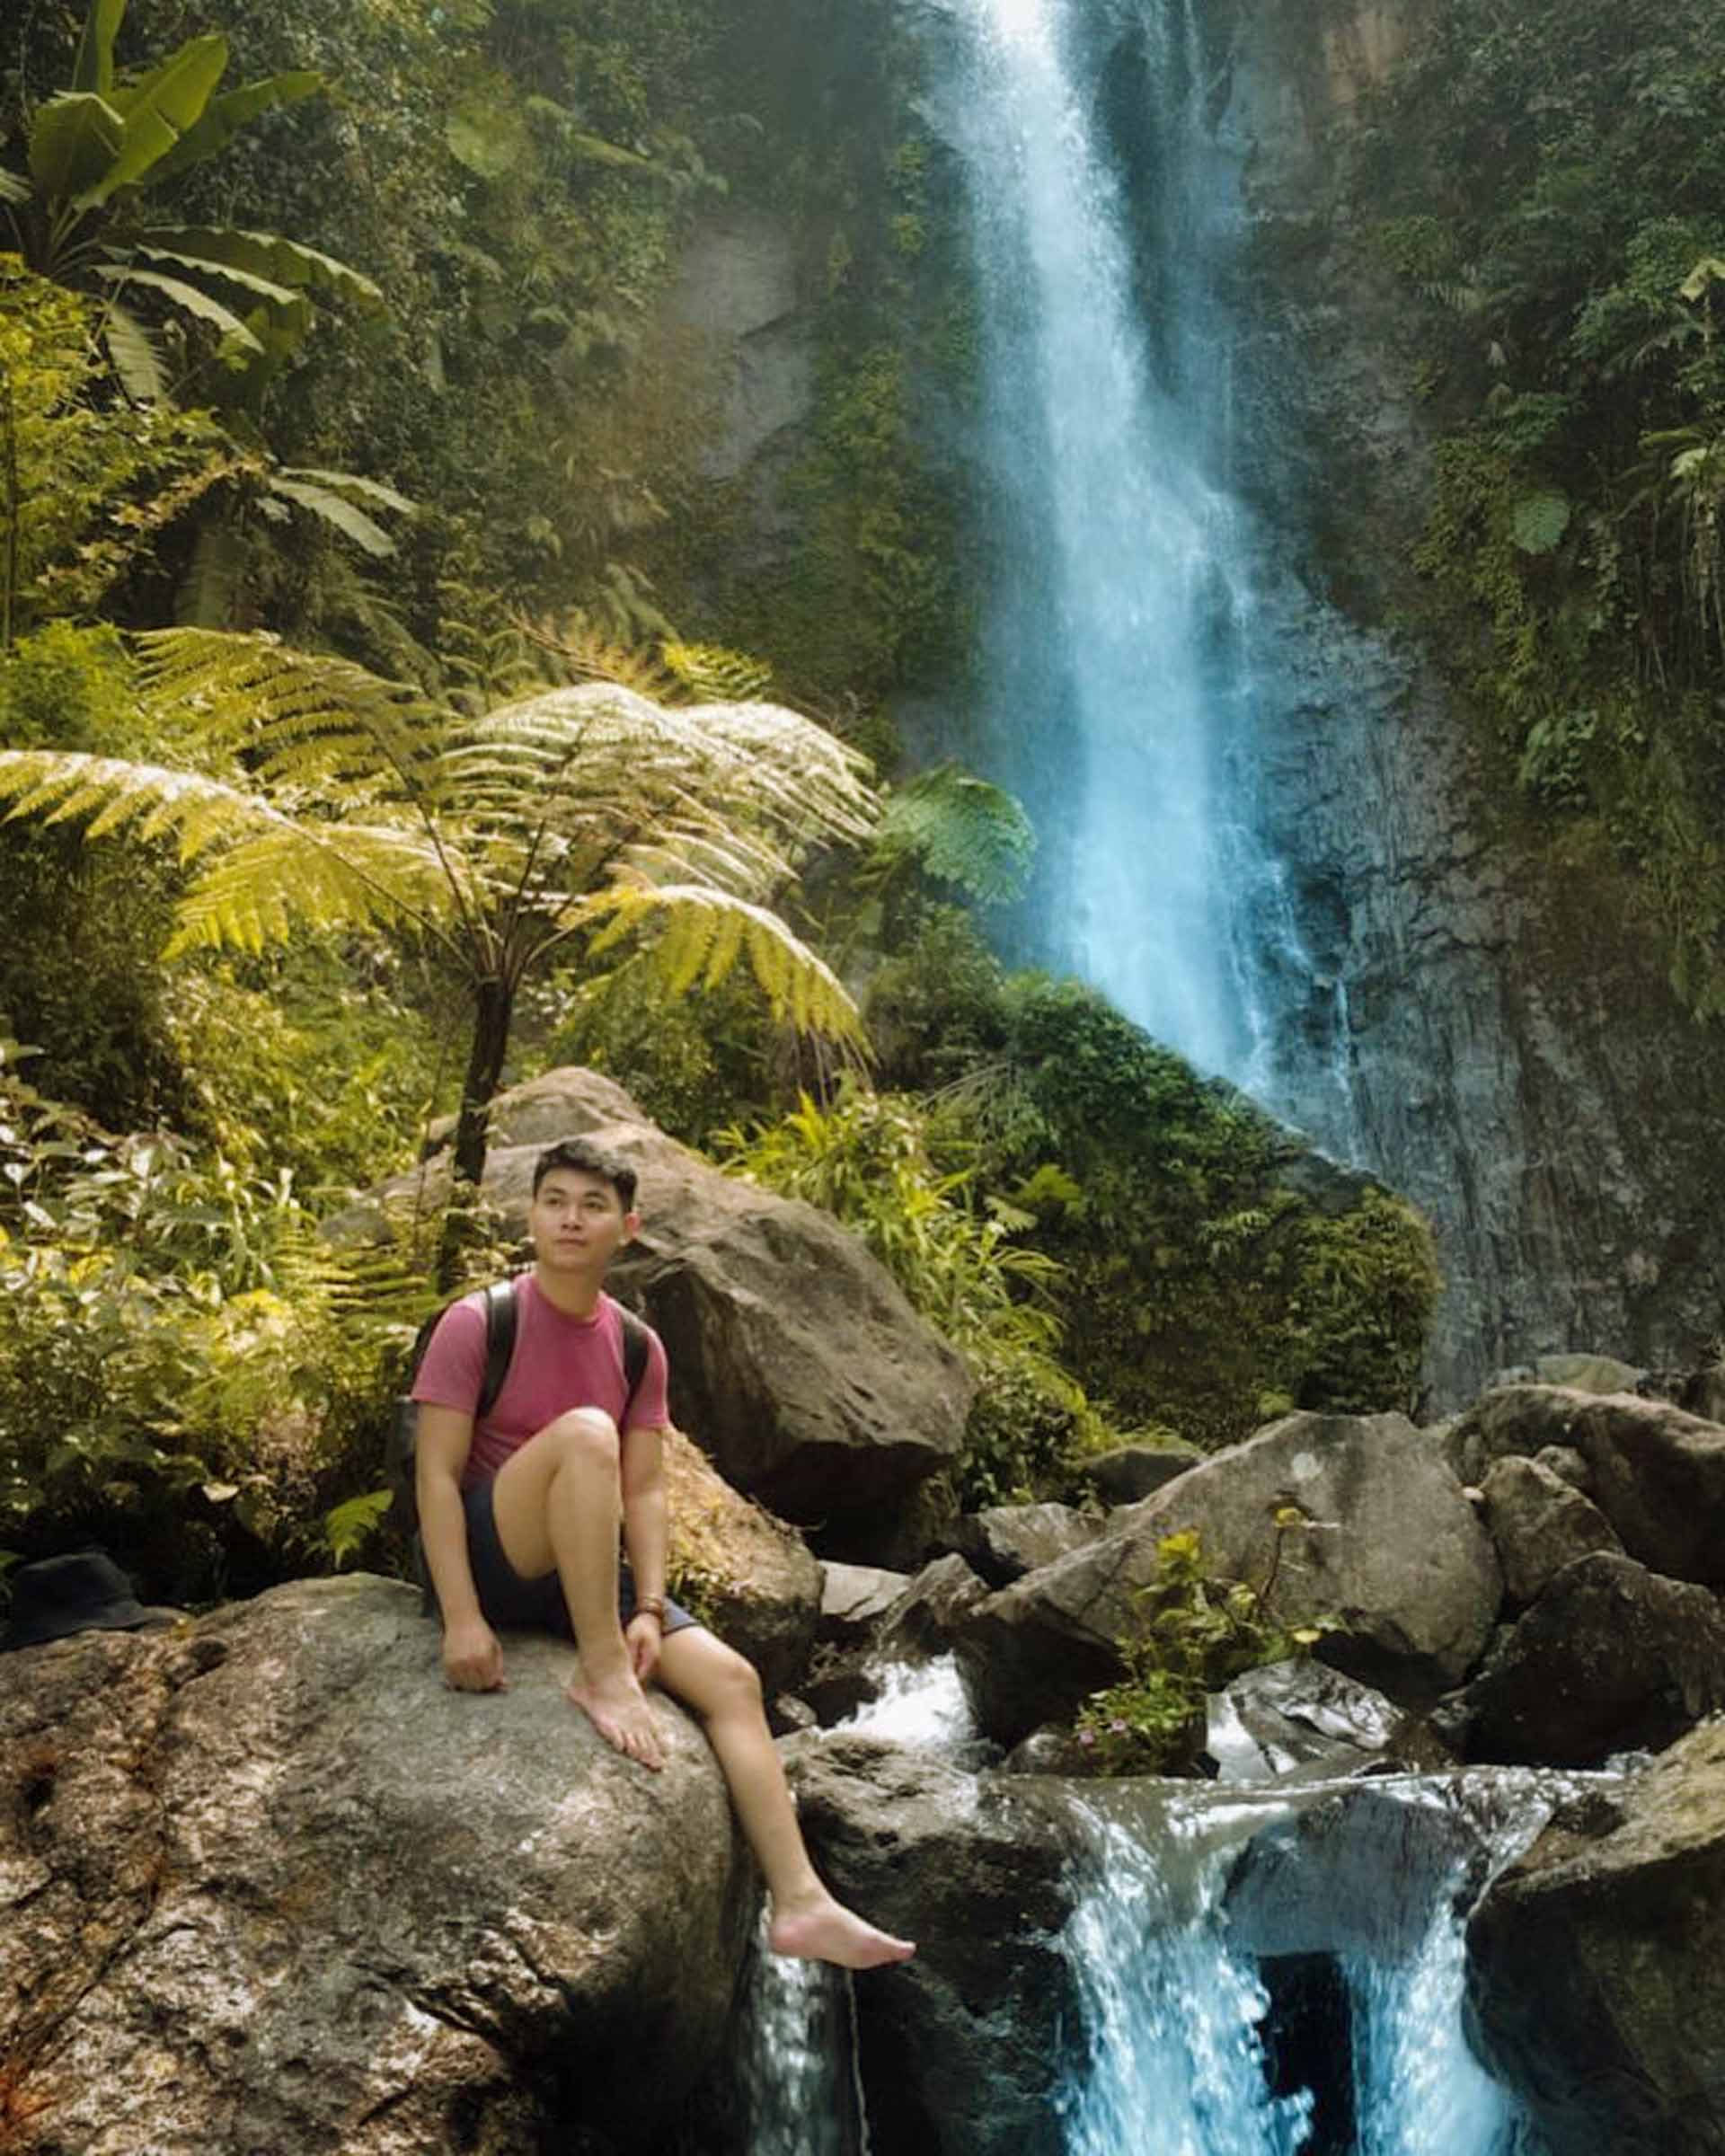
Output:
[1054, 1780, 1561, 2155]
[927, 0, 1358, 1142]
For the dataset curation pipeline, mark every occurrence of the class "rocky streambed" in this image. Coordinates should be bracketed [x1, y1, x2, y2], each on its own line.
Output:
[8, 1069, 1725, 2152]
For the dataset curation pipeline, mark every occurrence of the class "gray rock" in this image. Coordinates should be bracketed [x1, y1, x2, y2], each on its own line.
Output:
[875, 1553, 991, 1661]
[819, 1561, 911, 1644]
[784, 1735, 1089, 2156]
[0, 1577, 753, 2156]
[1226, 1769, 1575, 1966]
[951, 1501, 1102, 1587]
[1533, 1444, 1592, 1491]
[1201, 1657, 1444, 1785]
[1225, 1782, 1482, 1963]
[1080, 1443, 1200, 1506]
[666, 208, 814, 482]
[1437, 1551, 1725, 1767]
[957, 1411, 1502, 1745]
[1447, 1385, 1725, 1586]
[1479, 1454, 1622, 1607]
[1000, 1724, 1095, 1776]
[1679, 1365, 1725, 1424]
[350, 1069, 974, 1540]
[420, 1063, 646, 1155]
[1533, 1352, 1646, 1395]
[1466, 1719, 1725, 2154]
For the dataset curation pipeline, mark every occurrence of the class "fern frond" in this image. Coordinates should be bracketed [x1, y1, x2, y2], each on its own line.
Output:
[133, 628, 442, 796]
[515, 614, 685, 702]
[0, 750, 275, 862]
[660, 640, 774, 703]
[872, 764, 1036, 904]
[166, 819, 457, 955]
[573, 883, 866, 1047]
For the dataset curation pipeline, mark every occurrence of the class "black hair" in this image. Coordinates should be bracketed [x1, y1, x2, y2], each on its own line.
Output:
[531, 1136, 638, 1211]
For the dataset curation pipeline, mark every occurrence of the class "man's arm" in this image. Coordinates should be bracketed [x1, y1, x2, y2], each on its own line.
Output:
[619, 1420, 669, 1683]
[417, 1403, 506, 1692]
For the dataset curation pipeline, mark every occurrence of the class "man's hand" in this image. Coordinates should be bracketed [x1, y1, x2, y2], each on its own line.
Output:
[442, 1614, 508, 1692]
[625, 1610, 663, 1684]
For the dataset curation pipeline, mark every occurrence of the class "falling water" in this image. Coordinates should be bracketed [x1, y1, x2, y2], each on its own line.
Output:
[931, 0, 1313, 1102]
[1060, 1811, 1314, 2156]
[838, 1652, 976, 1749]
[734, 1938, 871, 2156]
[1052, 1780, 1567, 2154]
[1342, 1904, 1535, 2156]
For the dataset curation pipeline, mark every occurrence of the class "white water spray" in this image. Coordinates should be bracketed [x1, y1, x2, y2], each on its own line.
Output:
[934, 0, 1275, 1082]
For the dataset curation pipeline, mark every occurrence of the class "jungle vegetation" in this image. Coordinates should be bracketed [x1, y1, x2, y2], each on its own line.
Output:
[1, 0, 1438, 1607]
[1352, 0, 1725, 1017]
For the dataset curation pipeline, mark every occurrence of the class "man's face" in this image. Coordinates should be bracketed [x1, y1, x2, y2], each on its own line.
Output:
[528, 1168, 637, 1274]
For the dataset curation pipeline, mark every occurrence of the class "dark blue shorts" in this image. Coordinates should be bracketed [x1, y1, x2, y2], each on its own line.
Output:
[431, 1477, 698, 1639]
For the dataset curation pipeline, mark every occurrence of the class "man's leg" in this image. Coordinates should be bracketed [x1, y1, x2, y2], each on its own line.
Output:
[655, 1626, 916, 1971]
[490, 1410, 666, 1768]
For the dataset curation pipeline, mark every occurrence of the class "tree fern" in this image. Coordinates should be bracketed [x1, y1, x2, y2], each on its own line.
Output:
[0, 627, 878, 1248]
[871, 764, 1035, 906]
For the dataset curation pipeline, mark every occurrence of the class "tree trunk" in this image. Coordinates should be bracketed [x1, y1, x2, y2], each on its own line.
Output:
[438, 976, 513, 1288]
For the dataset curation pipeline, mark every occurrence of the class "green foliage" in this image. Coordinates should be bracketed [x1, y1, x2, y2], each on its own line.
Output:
[0, 623, 198, 1122]
[0, 626, 876, 1286]
[539, 950, 774, 1148]
[866, 764, 1035, 909]
[719, 1080, 1062, 1353]
[1352, 0, 1725, 1015]
[0, 258, 235, 637]
[0, 1056, 433, 1599]
[718, 1076, 1090, 1507]
[1074, 1523, 1341, 1777]
[1, 0, 376, 414]
[864, 912, 1442, 1445]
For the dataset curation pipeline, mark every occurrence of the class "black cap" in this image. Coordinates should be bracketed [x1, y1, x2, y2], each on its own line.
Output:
[1, 1550, 178, 1651]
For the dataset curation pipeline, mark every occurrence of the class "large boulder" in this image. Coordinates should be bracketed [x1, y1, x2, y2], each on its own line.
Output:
[1433, 1551, 1725, 1768]
[661, 1427, 820, 1696]
[784, 1736, 1089, 2156]
[1478, 1453, 1622, 1607]
[957, 1411, 1502, 1745]
[1079, 1441, 1200, 1506]
[950, 1501, 1103, 1588]
[1224, 1773, 1560, 1964]
[0, 1577, 753, 2156]
[818, 1561, 910, 1646]
[1447, 1385, 1725, 1586]
[353, 1068, 973, 1542]
[1465, 1719, 1725, 2155]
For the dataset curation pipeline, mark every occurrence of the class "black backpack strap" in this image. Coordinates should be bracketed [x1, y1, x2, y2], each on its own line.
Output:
[615, 1303, 651, 1427]
[475, 1277, 519, 1420]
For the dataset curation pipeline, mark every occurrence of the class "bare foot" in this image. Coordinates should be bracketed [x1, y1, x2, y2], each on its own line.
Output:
[767, 1894, 916, 1970]
[567, 1666, 666, 1771]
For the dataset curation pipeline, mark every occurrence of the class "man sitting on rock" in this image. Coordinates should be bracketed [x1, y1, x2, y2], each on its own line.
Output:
[413, 1135, 915, 1972]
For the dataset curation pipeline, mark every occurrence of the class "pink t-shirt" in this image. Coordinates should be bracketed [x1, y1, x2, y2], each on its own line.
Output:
[411, 1277, 669, 1490]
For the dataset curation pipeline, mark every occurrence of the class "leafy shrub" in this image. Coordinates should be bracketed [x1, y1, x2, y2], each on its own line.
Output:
[868, 925, 1443, 1445]
[1074, 1523, 1340, 1776]
[718, 1077, 1091, 1506]
[0, 1054, 430, 1602]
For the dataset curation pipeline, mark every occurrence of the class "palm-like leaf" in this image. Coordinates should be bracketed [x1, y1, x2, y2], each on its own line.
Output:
[1, 630, 878, 1214]
[32, 630, 874, 995]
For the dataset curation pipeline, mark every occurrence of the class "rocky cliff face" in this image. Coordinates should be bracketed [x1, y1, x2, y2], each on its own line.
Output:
[1209, 0, 1721, 1395]
[675, 0, 1721, 1403]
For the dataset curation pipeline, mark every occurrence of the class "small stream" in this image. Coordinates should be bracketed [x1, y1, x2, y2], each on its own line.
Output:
[734, 1662, 1584, 2152]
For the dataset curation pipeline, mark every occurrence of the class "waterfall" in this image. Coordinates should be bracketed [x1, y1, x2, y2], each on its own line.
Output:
[1053, 1778, 1572, 2154]
[1059, 1812, 1314, 2156]
[734, 1938, 871, 2155]
[931, 0, 1273, 1086]
[924, 0, 1376, 1154]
